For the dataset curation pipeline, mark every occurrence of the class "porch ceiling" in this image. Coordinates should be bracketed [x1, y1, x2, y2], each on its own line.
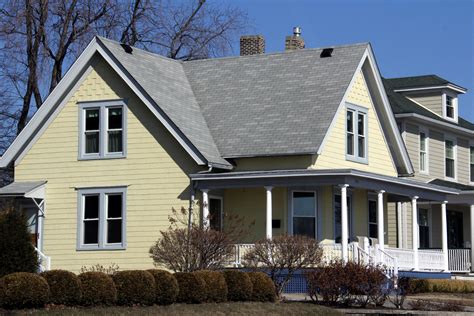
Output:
[190, 169, 458, 202]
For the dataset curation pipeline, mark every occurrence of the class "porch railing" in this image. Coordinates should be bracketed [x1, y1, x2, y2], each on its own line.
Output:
[385, 248, 414, 271]
[34, 247, 51, 272]
[419, 249, 444, 271]
[448, 248, 471, 272]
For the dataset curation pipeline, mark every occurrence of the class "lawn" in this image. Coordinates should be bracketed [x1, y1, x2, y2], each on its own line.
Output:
[1, 302, 341, 316]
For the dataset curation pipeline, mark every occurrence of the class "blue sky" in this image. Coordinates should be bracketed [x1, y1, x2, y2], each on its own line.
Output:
[225, 0, 474, 121]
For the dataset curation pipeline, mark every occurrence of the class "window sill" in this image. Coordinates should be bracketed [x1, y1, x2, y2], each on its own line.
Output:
[345, 155, 368, 165]
[78, 155, 126, 161]
[443, 176, 458, 183]
[77, 245, 126, 251]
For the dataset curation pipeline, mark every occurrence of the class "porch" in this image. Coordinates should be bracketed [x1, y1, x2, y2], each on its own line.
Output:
[191, 168, 471, 274]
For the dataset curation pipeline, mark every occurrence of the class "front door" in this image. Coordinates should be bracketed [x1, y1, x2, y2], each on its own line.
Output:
[292, 191, 316, 239]
[209, 197, 223, 231]
[447, 210, 463, 248]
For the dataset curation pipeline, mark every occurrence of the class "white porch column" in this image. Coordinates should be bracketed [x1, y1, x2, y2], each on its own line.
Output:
[265, 186, 273, 239]
[471, 204, 474, 272]
[441, 201, 449, 271]
[377, 190, 385, 251]
[412, 196, 419, 270]
[340, 184, 349, 263]
[202, 189, 209, 228]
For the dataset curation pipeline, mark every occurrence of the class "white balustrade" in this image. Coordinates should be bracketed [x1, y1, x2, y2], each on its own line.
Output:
[448, 249, 471, 272]
[34, 247, 51, 272]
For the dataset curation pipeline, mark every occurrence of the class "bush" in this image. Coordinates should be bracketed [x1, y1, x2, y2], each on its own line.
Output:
[147, 269, 178, 305]
[78, 272, 116, 306]
[80, 264, 119, 275]
[408, 278, 474, 294]
[408, 278, 432, 293]
[0, 208, 38, 277]
[41, 270, 81, 306]
[247, 272, 276, 302]
[174, 272, 206, 304]
[243, 234, 322, 297]
[194, 270, 227, 302]
[223, 270, 252, 301]
[0, 272, 49, 309]
[112, 270, 155, 306]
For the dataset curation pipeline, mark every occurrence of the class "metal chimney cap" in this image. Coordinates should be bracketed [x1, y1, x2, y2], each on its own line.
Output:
[293, 26, 302, 37]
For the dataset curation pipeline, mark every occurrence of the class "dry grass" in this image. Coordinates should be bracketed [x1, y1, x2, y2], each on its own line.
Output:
[0, 302, 341, 316]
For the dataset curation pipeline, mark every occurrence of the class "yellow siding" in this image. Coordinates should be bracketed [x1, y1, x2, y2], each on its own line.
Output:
[312, 71, 397, 176]
[15, 56, 202, 272]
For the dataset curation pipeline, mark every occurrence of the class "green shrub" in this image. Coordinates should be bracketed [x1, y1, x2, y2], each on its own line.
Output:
[112, 270, 155, 306]
[78, 272, 116, 306]
[414, 279, 474, 293]
[0, 209, 38, 277]
[408, 279, 432, 293]
[147, 269, 178, 305]
[174, 272, 206, 304]
[247, 272, 276, 302]
[0, 272, 49, 309]
[223, 270, 252, 301]
[194, 270, 227, 302]
[41, 270, 81, 306]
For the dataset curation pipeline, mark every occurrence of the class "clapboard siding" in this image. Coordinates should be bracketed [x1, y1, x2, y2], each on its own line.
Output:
[409, 92, 443, 116]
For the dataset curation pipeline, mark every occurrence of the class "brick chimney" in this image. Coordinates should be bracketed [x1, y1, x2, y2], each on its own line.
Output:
[240, 35, 265, 56]
[285, 26, 305, 50]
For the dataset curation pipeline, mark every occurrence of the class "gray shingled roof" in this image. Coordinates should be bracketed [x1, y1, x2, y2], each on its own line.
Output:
[0, 181, 46, 196]
[98, 37, 368, 164]
[183, 44, 368, 157]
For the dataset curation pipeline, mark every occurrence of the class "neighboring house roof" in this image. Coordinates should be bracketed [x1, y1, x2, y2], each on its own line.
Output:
[384, 75, 466, 91]
[183, 43, 367, 157]
[0, 181, 46, 197]
[383, 78, 474, 132]
[429, 179, 474, 191]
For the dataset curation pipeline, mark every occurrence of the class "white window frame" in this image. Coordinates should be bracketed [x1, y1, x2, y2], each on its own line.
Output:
[345, 103, 368, 164]
[444, 135, 457, 181]
[442, 91, 458, 123]
[290, 190, 317, 239]
[77, 186, 127, 250]
[418, 127, 429, 174]
[470, 142, 474, 185]
[78, 100, 127, 160]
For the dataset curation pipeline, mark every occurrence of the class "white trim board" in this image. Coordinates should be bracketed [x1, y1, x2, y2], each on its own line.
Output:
[0, 36, 208, 169]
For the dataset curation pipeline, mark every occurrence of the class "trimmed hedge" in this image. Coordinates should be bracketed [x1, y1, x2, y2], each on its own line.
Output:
[174, 272, 206, 304]
[112, 270, 155, 306]
[194, 270, 227, 302]
[78, 272, 116, 306]
[41, 270, 82, 306]
[223, 270, 252, 301]
[247, 272, 276, 302]
[409, 278, 474, 293]
[0, 272, 50, 309]
[147, 269, 178, 305]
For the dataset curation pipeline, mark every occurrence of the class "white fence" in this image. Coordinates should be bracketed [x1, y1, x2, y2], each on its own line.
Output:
[448, 248, 471, 272]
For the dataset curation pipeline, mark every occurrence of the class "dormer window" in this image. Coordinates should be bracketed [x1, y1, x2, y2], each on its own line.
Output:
[442, 92, 458, 122]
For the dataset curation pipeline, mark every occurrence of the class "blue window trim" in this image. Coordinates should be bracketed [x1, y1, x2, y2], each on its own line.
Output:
[78, 99, 128, 160]
[77, 186, 127, 251]
[345, 103, 368, 164]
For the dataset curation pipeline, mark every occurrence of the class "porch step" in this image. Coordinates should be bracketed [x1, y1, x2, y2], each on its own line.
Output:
[398, 271, 451, 279]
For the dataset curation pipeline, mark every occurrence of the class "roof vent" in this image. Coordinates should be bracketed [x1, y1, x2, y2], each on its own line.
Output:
[120, 43, 133, 54]
[320, 48, 333, 58]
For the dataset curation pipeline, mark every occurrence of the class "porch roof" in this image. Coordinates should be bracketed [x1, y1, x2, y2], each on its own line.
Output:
[0, 181, 46, 199]
[191, 169, 459, 201]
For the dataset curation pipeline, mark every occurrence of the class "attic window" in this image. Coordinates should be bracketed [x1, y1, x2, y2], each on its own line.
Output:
[320, 48, 333, 58]
[443, 92, 458, 122]
[446, 95, 454, 118]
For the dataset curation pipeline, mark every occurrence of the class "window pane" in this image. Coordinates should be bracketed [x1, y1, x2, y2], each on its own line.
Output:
[293, 192, 315, 217]
[84, 195, 99, 219]
[368, 200, 377, 223]
[85, 109, 99, 131]
[346, 111, 353, 132]
[293, 217, 315, 239]
[418, 209, 429, 227]
[108, 108, 123, 129]
[470, 147, 474, 164]
[446, 106, 454, 118]
[107, 219, 122, 243]
[445, 140, 454, 158]
[446, 95, 452, 106]
[84, 220, 99, 244]
[420, 152, 426, 171]
[347, 134, 354, 155]
[108, 131, 123, 153]
[369, 223, 377, 239]
[471, 164, 474, 182]
[357, 113, 364, 135]
[358, 136, 365, 158]
[446, 158, 454, 178]
[420, 132, 426, 151]
[85, 132, 99, 154]
[107, 194, 122, 218]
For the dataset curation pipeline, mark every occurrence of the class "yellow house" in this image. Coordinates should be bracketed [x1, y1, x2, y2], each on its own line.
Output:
[0, 35, 465, 275]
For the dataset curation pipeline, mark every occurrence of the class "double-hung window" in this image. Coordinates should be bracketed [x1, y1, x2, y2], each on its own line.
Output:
[78, 187, 127, 250]
[419, 130, 428, 173]
[79, 100, 127, 159]
[346, 104, 368, 163]
[470, 146, 474, 183]
[445, 95, 454, 119]
[445, 138, 456, 179]
[368, 198, 377, 239]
